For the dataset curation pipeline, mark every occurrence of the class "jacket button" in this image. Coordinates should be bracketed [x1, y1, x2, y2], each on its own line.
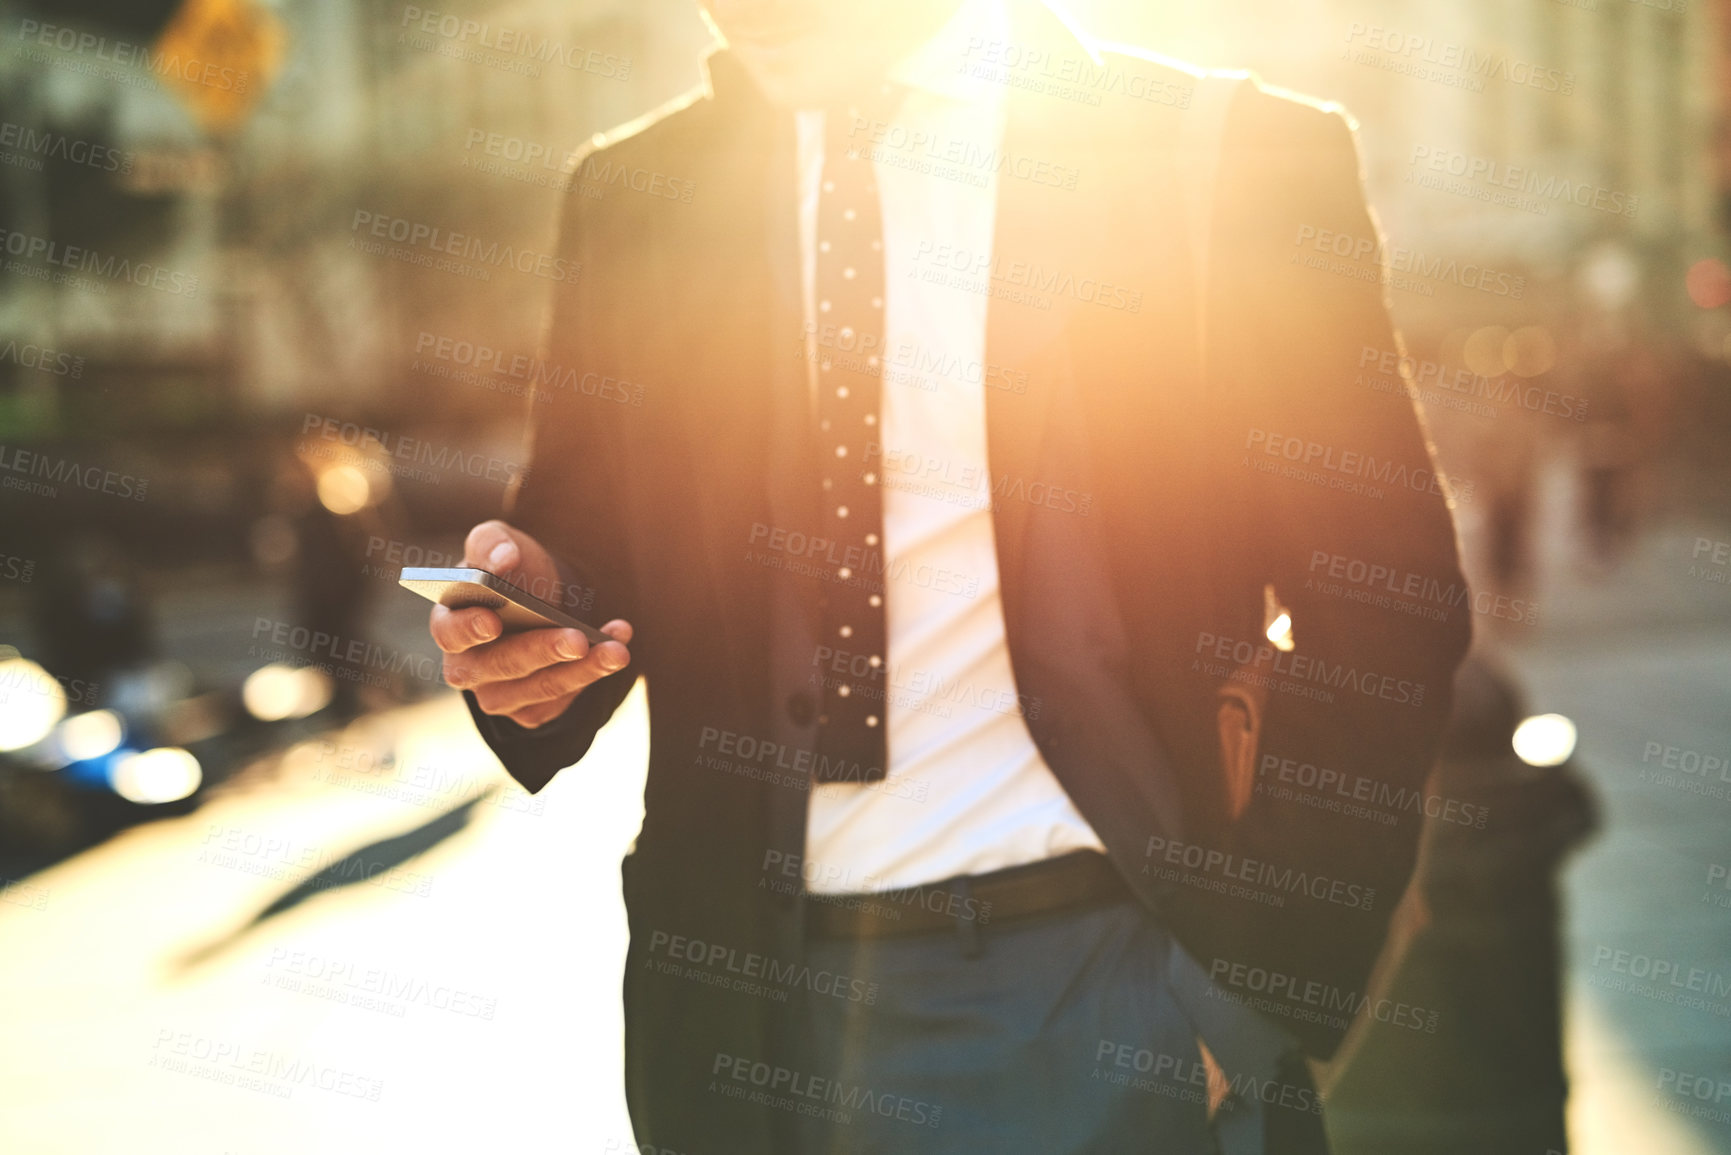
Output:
[786, 692, 816, 726]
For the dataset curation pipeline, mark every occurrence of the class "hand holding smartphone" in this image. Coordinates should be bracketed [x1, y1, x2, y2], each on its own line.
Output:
[417, 521, 633, 730]
[400, 566, 611, 644]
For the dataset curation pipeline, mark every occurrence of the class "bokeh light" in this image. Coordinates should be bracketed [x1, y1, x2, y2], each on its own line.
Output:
[316, 464, 374, 515]
[1512, 714, 1579, 767]
[1464, 326, 1512, 377]
[1504, 326, 1557, 378]
[55, 710, 125, 763]
[1685, 258, 1731, 309]
[0, 657, 69, 752]
[242, 664, 335, 722]
[109, 747, 203, 805]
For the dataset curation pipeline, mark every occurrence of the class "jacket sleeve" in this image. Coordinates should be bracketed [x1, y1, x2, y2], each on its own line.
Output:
[465, 149, 644, 795]
[1196, 82, 1474, 1033]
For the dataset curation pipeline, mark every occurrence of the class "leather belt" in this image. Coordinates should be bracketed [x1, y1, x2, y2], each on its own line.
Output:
[803, 850, 1130, 939]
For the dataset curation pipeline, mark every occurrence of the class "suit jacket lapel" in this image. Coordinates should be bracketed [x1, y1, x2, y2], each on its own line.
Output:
[673, 56, 793, 718]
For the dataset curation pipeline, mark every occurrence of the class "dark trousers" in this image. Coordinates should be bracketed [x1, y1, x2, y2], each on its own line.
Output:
[791, 890, 1330, 1155]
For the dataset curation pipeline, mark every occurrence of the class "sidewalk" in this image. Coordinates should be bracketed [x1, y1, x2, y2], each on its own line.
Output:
[1501, 512, 1731, 1154]
[0, 687, 651, 1155]
[1510, 625, 1731, 1155]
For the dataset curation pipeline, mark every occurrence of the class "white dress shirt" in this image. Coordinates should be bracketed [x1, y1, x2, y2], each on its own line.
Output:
[801, 0, 1106, 894]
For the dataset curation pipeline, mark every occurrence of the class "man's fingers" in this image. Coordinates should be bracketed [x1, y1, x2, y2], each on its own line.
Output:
[599, 619, 634, 645]
[442, 627, 596, 689]
[430, 604, 502, 654]
[464, 519, 519, 572]
[471, 646, 631, 715]
[463, 519, 559, 590]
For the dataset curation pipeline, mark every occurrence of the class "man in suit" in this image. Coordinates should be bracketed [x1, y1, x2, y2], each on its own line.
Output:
[429, 0, 1472, 1150]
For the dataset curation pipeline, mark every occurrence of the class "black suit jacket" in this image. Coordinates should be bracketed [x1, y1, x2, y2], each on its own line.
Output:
[467, 4, 1472, 1148]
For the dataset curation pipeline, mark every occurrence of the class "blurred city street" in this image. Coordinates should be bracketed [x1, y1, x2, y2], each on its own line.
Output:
[0, 685, 650, 1155]
[1520, 526, 1731, 1155]
[1, 512, 1729, 1153]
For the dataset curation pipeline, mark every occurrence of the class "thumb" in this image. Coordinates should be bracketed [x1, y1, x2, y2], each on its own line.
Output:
[465, 519, 524, 575]
[464, 519, 557, 588]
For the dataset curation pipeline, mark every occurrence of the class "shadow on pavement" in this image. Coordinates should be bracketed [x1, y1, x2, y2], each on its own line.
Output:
[169, 791, 493, 975]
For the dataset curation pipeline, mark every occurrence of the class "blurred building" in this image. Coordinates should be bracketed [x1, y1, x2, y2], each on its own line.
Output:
[2, 0, 1726, 586]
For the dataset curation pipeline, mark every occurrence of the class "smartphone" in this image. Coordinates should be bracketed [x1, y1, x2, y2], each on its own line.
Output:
[398, 566, 612, 644]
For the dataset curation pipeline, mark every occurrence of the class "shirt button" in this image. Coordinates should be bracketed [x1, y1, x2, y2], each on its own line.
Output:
[786, 692, 816, 726]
